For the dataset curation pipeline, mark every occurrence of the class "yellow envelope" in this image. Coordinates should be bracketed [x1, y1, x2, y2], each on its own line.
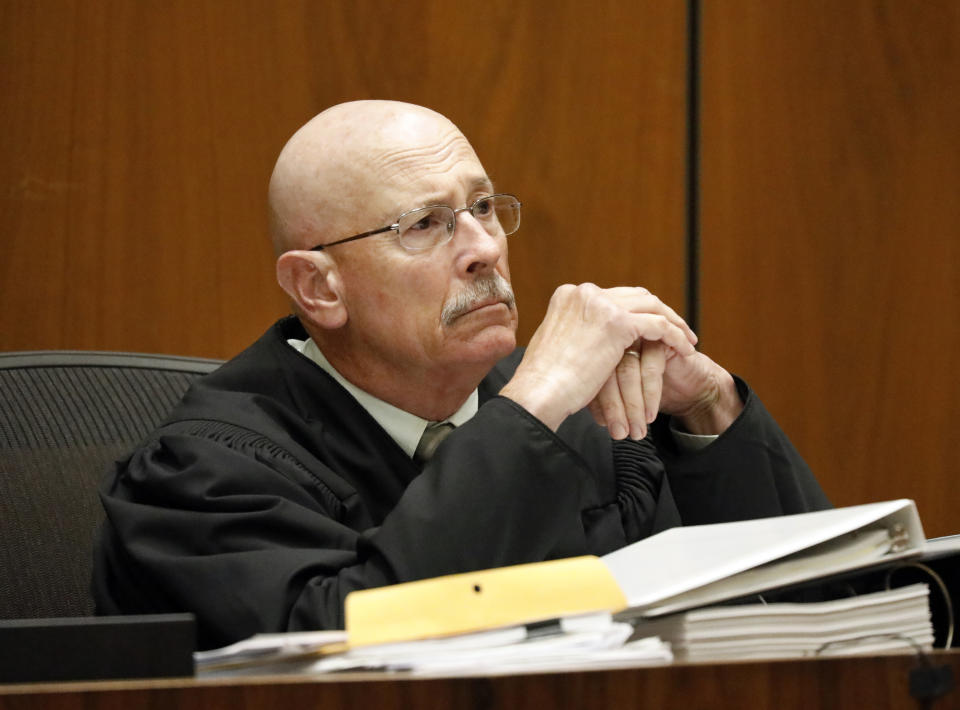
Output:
[346, 556, 627, 648]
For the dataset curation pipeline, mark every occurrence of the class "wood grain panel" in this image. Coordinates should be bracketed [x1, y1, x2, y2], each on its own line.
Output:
[0, 0, 687, 358]
[700, 2, 960, 535]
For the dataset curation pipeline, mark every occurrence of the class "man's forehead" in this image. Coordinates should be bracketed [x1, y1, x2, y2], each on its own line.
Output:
[367, 126, 481, 177]
[360, 135, 493, 215]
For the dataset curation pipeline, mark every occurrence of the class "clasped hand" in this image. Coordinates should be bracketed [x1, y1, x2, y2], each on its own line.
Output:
[501, 284, 740, 439]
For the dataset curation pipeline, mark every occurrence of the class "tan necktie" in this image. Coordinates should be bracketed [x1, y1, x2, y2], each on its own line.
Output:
[414, 422, 455, 464]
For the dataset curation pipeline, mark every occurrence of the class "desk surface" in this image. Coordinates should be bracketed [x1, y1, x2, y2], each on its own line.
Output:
[1, 651, 958, 710]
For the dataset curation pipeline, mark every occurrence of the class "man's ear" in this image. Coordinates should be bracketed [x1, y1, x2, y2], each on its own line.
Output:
[276, 251, 348, 329]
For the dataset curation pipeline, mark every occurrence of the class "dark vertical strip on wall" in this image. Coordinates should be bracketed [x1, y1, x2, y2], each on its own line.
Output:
[685, 0, 701, 332]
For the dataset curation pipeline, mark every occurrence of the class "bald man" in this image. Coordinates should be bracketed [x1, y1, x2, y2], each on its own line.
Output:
[94, 101, 829, 649]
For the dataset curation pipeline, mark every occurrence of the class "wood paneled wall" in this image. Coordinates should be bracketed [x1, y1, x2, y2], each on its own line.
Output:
[3, 1, 958, 535]
[700, 2, 960, 535]
[0, 0, 687, 357]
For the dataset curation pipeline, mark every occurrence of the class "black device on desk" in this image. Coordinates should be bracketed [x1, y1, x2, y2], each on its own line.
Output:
[0, 613, 195, 684]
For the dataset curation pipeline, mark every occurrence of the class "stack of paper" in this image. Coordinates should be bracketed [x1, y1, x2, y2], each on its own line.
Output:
[195, 613, 672, 678]
[194, 630, 348, 675]
[630, 583, 934, 663]
[309, 612, 671, 676]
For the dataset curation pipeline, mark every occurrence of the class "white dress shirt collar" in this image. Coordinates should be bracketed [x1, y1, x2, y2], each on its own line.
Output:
[288, 338, 478, 459]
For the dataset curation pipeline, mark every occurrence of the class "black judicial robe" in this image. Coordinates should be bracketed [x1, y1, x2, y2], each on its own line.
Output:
[93, 317, 830, 650]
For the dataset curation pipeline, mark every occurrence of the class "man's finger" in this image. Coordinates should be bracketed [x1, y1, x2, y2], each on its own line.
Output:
[616, 348, 647, 439]
[627, 313, 696, 356]
[604, 287, 698, 346]
[587, 399, 607, 428]
[595, 373, 630, 440]
[639, 341, 667, 424]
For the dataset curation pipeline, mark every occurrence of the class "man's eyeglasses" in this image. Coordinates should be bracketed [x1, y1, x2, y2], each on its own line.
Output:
[310, 193, 522, 253]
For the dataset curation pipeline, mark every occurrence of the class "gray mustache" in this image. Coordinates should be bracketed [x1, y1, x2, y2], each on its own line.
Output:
[441, 274, 515, 326]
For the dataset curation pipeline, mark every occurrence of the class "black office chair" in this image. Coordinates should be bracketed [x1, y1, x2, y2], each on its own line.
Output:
[0, 351, 222, 619]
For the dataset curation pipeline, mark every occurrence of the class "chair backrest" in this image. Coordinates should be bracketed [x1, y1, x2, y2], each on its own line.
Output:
[0, 351, 222, 619]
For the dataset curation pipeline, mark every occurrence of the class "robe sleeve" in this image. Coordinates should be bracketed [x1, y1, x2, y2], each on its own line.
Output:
[650, 376, 831, 524]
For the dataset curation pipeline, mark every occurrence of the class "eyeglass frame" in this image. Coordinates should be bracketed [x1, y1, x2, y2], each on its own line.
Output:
[308, 193, 521, 252]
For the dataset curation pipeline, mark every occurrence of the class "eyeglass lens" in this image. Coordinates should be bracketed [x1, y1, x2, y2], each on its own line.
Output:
[397, 195, 520, 251]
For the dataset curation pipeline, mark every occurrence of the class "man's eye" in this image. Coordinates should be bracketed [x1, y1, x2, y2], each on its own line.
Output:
[473, 198, 493, 217]
[410, 215, 433, 231]
[406, 209, 445, 231]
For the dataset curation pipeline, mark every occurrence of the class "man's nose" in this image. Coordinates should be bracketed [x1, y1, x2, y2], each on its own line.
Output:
[454, 212, 504, 275]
